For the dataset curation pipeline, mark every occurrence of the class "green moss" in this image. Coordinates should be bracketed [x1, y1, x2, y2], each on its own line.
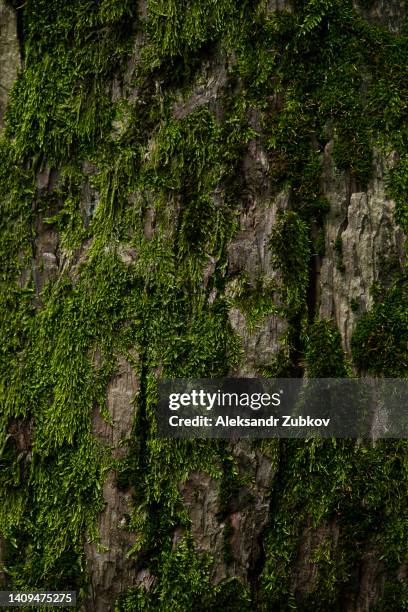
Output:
[305, 319, 350, 377]
[268, 210, 311, 314]
[116, 537, 213, 612]
[145, 0, 236, 61]
[0, 0, 407, 608]
[373, 579, 408, 611]
[387, 153, 408, 233]
[260, 439, 408, 609]
[314, 227, 326, 258]
[0, 250, 145, 586]
[349, 297, 360, 313]
[232, 274, 278, 332]
[210, 578, 252, 611]
[6, 0, 134, 162]
[351, 273, 408, 376]
[116, 537, 252, 611]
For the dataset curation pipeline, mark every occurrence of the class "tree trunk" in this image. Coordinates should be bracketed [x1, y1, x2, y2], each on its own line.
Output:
[0, 1, 407, 611]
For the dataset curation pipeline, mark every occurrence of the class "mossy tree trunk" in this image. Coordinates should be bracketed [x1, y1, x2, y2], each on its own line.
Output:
[0, 1, 407, 611]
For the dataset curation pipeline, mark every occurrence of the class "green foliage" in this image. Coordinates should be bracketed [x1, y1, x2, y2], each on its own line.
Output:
[298, 0, 337, 36]
[116, 538, 212, 611]
[387, 153, 408, 233]
[116, 538, 252, 611]
[260, 439, 408, 609]
[305, 319, 350, 377]
[0, 0, 408, 608]
[232, 275, 278, 332]
[145, 0, 236, 60]
[0, 249, 144, 585]
[351, 273, 408, 376]
[349, 297, 360, 313]
[0, 0, 250, 591]
[269, 210, 311, 313]
[6, 0, 134, 162]
[210, 577, 252, 611]
[373, 579, 408, 611]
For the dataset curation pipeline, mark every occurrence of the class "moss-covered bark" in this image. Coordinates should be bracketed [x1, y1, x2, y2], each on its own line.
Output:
[0, 0, 407, 610]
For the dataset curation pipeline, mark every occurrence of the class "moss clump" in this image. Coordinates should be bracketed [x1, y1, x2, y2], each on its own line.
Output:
[6, 0, 135, 162]
[0, 0, 408, 608]
[115, 538, 251, 612]
[351, 273, 408, 376]
[232, 274, 278, 333]
[269, 210, 311, 314]
[260, 438, 408, 610]
[116, 537, 212, 612]
[145, 0, 241, 61]
[0, 249, 144, 587]
[305, 319, 350, 377]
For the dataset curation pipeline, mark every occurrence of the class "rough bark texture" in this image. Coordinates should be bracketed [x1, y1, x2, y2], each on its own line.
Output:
[319, 147, 405, 353]
[0, 0, 20, 127]
[85, 354, 139, 612]
[0, 1, 407, 611]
